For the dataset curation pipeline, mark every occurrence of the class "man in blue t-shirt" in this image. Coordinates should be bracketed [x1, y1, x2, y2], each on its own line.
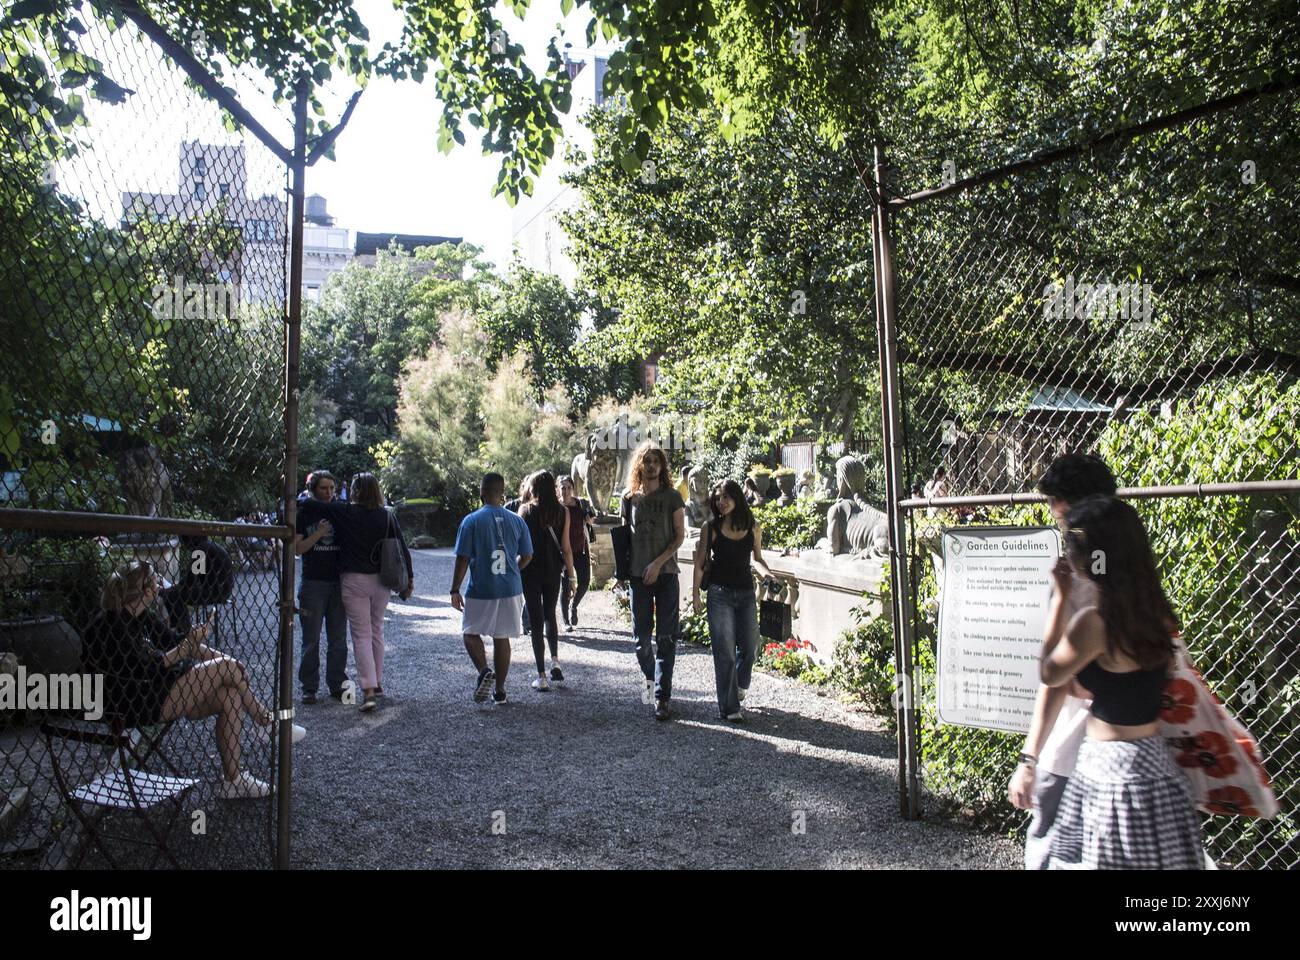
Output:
[451, 472, 533, 704]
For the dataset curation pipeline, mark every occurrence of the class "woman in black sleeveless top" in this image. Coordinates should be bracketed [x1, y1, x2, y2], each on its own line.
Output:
[692, 478, 777, 721]
[1038, 495, 1201, 869]
[519, 471, 576, 691]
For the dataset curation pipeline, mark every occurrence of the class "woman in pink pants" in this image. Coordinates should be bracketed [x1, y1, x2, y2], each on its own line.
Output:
[298, 473, 413, 712]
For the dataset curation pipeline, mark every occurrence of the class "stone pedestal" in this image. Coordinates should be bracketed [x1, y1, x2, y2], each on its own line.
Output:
[675, 541, 886, 666]
[589, 519, 619, 588]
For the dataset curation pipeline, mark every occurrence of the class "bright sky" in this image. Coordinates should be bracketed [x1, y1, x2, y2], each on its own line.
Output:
[289, 0, 607, 270]
[59, 0, 611, 274]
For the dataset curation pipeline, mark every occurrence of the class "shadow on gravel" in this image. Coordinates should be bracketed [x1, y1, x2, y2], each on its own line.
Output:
[737, 705, 894, 756]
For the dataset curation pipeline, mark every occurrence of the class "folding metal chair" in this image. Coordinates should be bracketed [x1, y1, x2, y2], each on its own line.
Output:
[42, 716, 196, 869]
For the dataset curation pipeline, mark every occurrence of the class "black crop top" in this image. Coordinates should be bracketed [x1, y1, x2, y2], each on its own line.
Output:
[706, 523, 754, 590]
[1076, 659, 1168, 726]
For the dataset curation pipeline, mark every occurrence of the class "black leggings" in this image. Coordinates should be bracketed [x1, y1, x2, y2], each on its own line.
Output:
[562, 551, 591, 619]
[523, 571, 561, 674]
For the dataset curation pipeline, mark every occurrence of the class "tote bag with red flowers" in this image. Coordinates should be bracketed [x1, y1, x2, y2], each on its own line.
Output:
[1160, 639, 1278, 818]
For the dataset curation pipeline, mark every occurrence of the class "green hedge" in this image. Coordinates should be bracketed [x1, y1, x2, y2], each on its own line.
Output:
[752, 498, 823, 550]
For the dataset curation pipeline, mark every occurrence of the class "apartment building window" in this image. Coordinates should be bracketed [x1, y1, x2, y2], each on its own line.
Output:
[195, 181, 207, 201]
[245, 219, 277, 243]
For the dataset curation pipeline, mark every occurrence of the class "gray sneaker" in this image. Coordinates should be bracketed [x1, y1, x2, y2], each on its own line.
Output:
[474, 668, 496, 703]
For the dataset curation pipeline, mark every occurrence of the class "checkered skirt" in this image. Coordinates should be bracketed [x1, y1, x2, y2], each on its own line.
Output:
[1047, 735, 1204, 870]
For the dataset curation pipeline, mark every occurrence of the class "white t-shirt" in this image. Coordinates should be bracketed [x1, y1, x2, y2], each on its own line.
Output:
[1036, 570, 1099, 777]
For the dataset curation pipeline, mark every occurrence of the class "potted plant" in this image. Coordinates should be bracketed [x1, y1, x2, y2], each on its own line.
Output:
[772, 467, 797, 505]
[747, 465, 773, 501]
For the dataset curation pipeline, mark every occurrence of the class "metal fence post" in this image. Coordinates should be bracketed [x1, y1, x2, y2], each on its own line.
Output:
[872, 144, 922, 820]
[275, 74, 309, 870]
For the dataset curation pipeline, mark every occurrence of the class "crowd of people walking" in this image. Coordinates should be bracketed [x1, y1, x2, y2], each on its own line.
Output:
[81, 442, 1234, 869]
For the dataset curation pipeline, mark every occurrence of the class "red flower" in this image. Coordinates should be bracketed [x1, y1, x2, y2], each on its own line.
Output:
[1174, 731, 1239, 779]
[776, 650, 788, 659]
[1161, 678, 1198, 725]
[1205, 786, 1259, 818]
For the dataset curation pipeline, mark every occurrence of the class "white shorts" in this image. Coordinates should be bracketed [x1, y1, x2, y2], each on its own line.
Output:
[461, 594, 524, 638]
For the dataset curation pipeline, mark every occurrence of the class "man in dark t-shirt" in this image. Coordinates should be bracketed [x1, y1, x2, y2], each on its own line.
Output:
[162, 535, 234, 634]
[294, 469, 349, 703]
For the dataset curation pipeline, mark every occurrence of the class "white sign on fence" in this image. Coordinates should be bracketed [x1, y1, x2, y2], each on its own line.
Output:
[936, 526, 1060, 733]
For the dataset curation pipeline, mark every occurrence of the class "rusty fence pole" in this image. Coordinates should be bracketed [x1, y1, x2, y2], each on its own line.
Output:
[872, 143, 922, 820]
[275, 74, 309, 869]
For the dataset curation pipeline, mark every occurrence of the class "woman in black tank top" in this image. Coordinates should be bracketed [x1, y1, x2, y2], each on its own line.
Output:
[1036, 495, 1202, 869]
[692, 479, 778, 721]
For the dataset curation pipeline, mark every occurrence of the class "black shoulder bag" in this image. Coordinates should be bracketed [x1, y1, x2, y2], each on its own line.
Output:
[611, 496, 634, 581]
[371, 508, 410, 593]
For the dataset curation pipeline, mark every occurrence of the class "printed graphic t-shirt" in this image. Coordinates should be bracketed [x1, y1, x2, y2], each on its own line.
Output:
[454, 505, 533, 599]
[623, 485, 685, 577]
[296, 507, 340, 581]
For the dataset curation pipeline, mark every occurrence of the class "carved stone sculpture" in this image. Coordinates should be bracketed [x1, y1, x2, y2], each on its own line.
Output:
[818, 455, 889, 557]
[572, 419, 636, 516]
[683, 464, 711, 529]
[117, 445, 172, 518]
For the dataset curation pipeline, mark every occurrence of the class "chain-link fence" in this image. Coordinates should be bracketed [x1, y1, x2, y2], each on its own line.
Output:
[879, 86, 1300, 868]
[1, 10, 290, 868]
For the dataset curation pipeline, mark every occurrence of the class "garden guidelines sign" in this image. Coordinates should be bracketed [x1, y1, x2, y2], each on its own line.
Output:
[937, 526, 1059, 733]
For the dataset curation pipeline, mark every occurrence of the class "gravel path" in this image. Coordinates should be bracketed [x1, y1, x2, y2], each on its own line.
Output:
[289, 549, 1023, 869]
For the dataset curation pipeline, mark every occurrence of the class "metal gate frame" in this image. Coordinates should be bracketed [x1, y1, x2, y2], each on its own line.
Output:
[1, 5, 362, 868]
[871, 77, 1300, 842]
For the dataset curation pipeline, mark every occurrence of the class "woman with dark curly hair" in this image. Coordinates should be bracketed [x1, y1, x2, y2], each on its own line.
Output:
[1039, 495, 1202, 869]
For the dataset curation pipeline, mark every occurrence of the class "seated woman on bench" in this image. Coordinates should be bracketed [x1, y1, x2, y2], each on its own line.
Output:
[81, 560, 304, 800]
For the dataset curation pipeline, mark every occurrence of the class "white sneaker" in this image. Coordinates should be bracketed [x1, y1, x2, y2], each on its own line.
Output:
[641, 678, 654, 705]
[220, 770, 271, 800]
[532, 675, 551, 692]
[738, 687, 748, 702]
[254, 720, 306, 744]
